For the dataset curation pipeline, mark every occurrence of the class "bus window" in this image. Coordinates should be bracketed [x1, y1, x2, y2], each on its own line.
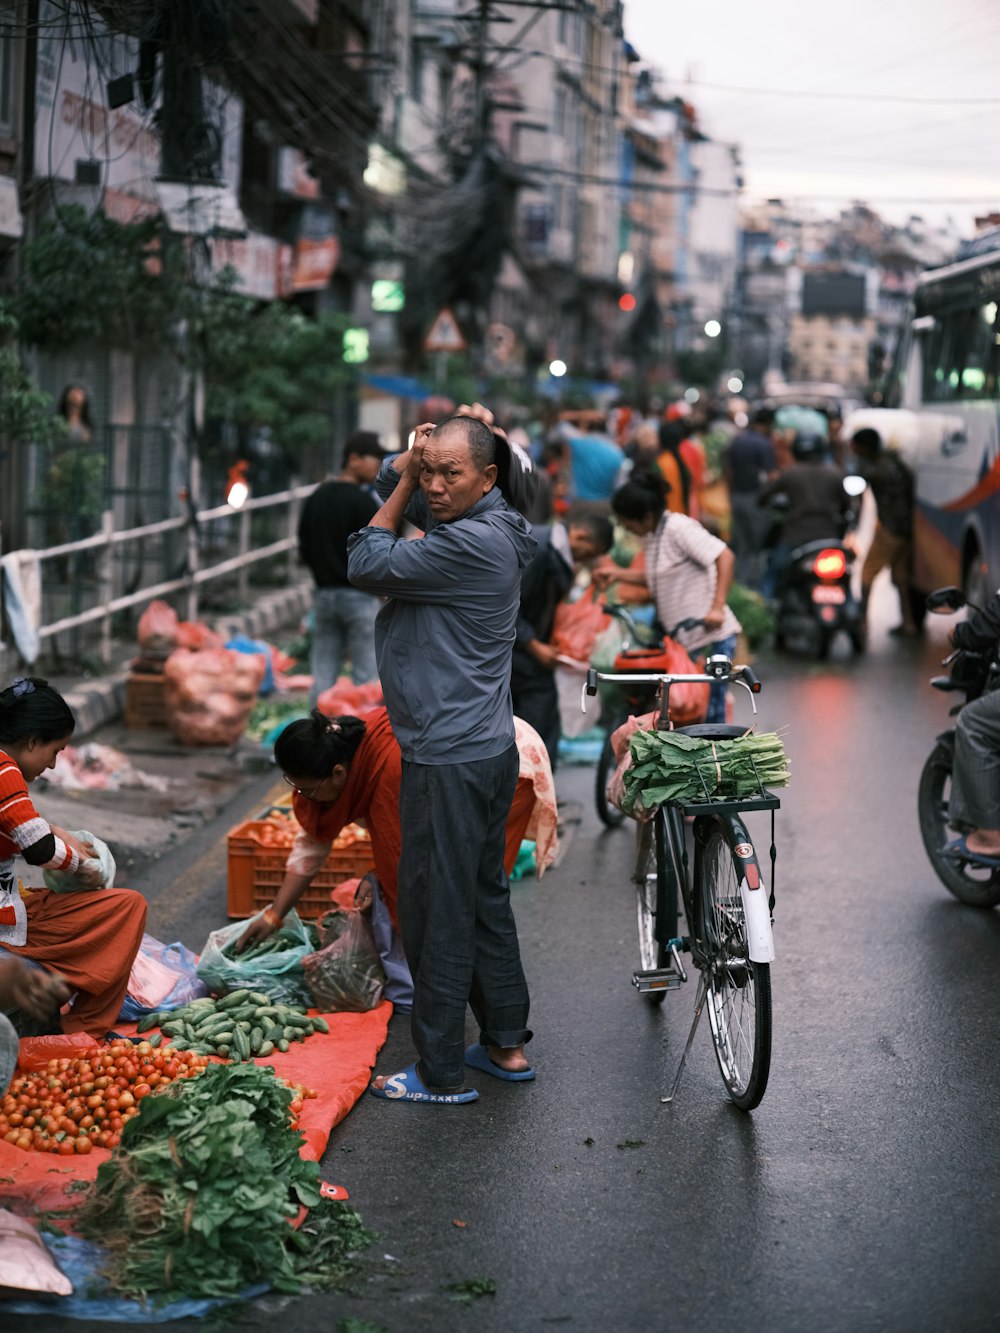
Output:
[923, 303, 1000, 402]
[961, 301, 1000, 397]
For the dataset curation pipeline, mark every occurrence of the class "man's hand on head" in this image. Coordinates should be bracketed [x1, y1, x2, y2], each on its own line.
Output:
[404, 424, 434, 484]
[456, 402, 508, 443]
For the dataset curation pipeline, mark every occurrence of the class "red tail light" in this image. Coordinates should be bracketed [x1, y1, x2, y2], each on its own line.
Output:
[813, 548, 847, 579]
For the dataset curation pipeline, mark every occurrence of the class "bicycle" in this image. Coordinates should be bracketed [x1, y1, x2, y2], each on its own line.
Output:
[593, 607, 706, 830]
[582, 649, 779, 1110]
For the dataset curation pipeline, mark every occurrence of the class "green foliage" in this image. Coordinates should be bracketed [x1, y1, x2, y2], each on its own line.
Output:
[75, 1062, 357, 1300]
[190, 292, 356, 460]
[727, 582, 776, 650]
[675, 347, 724, 387]
[9, 209, 357, 462]
[0, 307, 68, 448]
[443, 1276, 497, 1305]
[9, 205, 186, 351]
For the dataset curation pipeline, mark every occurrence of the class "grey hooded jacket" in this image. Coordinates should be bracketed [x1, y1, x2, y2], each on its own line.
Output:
[346, 464, 537, 764]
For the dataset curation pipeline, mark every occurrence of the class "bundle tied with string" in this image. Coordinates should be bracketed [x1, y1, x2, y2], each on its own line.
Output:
[620, 728, 790, 816]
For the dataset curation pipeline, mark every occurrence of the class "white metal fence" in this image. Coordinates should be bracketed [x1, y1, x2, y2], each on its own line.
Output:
[0, 484, 315, 674]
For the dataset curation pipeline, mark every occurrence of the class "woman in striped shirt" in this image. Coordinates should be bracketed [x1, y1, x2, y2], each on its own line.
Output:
[0, 677, 146, 1035]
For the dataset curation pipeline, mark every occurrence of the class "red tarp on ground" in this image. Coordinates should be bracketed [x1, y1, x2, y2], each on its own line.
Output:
[0, 1002, 392, 1215]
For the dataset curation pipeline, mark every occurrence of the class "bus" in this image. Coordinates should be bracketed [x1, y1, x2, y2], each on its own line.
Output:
[844, 242, 1000, 607]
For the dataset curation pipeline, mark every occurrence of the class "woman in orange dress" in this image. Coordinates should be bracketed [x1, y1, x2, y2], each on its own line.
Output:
[0, 677, 146, 1035]
[236, 707, 558, 949]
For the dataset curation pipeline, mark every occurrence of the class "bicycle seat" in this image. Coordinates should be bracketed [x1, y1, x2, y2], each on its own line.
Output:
[672, 723, 748, 740]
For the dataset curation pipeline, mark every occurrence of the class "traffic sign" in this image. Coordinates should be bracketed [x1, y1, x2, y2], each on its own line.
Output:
[424, 307, 466, 353]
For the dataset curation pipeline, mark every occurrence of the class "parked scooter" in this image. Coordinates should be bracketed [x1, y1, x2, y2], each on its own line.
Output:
[767, 473, 868, 659]
[917, 585, 1000, 908]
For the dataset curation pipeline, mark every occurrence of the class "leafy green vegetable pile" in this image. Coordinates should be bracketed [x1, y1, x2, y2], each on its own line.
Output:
[76, 1062, 373, 1299]
[622, 728, 790, 813]
[246, 697, 311, 742]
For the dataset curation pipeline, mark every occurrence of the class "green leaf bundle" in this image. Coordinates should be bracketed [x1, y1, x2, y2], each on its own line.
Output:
[75, 1062, 369, 1300]
[622, 728, 790, 814]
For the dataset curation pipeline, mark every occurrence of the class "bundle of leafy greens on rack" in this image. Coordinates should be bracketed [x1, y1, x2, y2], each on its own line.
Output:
[75, 1062, 374, 1301]
[622, 729, 790, 814]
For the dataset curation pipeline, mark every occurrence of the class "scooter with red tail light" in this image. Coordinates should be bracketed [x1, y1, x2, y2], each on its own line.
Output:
[770, 476, 868, 659]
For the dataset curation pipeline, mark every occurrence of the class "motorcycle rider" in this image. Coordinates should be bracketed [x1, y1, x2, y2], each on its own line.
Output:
[756, 432, 852, 600]
[944, 592, 1000, 866]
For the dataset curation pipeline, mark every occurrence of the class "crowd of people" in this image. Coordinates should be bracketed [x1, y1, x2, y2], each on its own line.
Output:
[1, 388, 930, 1105]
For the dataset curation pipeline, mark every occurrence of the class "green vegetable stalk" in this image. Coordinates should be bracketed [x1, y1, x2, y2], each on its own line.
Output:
[621, 728, 790, 814]
[75, 1063, 368, 1300]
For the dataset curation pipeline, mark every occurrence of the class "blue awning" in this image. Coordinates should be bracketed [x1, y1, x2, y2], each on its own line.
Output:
[362, 373, 431, 401]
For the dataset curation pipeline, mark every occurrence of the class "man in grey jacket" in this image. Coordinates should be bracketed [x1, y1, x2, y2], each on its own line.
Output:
[347, 412, 538, 1103]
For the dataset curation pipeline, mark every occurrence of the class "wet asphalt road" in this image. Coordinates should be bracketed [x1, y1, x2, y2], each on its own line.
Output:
[9, 591, 1000, 1333]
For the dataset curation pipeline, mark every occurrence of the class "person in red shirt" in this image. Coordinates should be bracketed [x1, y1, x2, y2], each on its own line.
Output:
[0, 677, 146, 1035]
[236, 706, 557, 943]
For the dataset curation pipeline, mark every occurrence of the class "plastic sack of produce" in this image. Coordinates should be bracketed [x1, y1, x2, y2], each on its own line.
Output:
[42, 830, 116, 892]
[163, 647, 266, 747]
[137, 599, 178, 653]
[196, 910, 313, 1008]
[225, 634, 276, 695]
[303, 905, 385, 1012]
[118, 934, 208, 1023]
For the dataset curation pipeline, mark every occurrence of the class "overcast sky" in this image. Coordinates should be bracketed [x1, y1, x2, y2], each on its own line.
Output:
[622, 0, 1000, 236]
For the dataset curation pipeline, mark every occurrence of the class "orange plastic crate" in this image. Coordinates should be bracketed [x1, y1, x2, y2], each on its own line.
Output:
[227, 817, 374, 919]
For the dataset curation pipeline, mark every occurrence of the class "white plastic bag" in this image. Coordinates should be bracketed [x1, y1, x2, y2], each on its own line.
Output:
[42, 830, 116, 893]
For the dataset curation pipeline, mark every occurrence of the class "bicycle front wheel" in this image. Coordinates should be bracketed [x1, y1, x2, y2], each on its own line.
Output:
[634, 811, 669, 1004]
[596, 728, 626, 828]
[697, 817, 772, 1110]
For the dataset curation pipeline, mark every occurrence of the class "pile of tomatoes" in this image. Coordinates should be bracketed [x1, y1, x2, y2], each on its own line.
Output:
[0, 1039, 209, 1155]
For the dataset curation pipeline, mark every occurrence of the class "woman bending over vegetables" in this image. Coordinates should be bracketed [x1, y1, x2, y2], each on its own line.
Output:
[237, 707, 557, 952]
[0, 677, 146, 1035]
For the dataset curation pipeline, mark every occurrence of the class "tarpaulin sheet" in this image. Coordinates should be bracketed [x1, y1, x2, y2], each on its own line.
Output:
[0, 1001, 392, 1214]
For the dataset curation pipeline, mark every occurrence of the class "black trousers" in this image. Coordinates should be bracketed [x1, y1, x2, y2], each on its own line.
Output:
[397, 745, 530, 1089]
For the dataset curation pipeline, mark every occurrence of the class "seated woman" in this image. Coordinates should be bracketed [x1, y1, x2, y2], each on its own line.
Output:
[0, 677, 147, 1035]
[237, 706, 557, 951]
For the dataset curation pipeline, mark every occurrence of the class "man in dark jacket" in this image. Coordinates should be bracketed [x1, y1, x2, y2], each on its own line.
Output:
[347, 411, 537, 1104]
[723, 406, 777, 587]
[757, 432, 852, 597]
[298, 431, 387, 703]
[945, 592, 1000, 865]
[511, 514, 613, 769]
[851, 427, 918, 636]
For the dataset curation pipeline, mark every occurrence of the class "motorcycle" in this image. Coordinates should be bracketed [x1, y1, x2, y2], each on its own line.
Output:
[768, 475, 867, 660]
[917, 585, 1000, 908]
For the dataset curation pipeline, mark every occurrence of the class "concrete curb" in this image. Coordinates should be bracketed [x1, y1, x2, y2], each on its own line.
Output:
[64, 582, 313, 738]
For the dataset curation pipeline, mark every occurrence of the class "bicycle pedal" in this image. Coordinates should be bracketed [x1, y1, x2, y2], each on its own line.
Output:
[632, 966, 685, 993]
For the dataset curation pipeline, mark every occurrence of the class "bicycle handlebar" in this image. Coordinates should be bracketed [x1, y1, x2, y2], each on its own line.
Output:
[583, 657, 761, 714]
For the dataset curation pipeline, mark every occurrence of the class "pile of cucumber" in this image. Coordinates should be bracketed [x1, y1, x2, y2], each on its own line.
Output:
[136, 990, 329, 1061]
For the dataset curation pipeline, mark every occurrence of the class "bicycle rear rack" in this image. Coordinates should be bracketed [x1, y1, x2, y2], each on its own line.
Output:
[633, 941, 688, 994]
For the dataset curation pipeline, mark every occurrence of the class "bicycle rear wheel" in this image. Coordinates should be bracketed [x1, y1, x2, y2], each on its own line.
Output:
[634, 811, 670, 1004]
[697, 816, 772, 1110]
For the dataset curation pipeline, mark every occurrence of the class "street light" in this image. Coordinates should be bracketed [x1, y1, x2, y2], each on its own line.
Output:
[704, 320, 722, 339]
[727, 376, 744, 394]
[549, 359, 568, 378]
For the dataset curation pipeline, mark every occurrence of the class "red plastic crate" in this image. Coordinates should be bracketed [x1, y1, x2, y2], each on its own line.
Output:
[227, 817, 374, 919]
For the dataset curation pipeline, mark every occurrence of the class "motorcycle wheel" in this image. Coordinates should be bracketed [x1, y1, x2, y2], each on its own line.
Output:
[917, 740, 1000, 907]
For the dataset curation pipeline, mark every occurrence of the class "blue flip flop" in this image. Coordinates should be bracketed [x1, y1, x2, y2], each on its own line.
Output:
[942, 835, 1000, 869]
[369, 1062, 478, 1104]
[464, 1042, 536, 1082]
